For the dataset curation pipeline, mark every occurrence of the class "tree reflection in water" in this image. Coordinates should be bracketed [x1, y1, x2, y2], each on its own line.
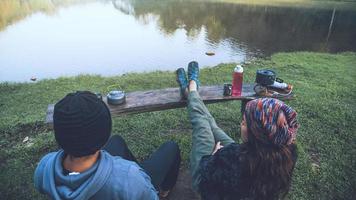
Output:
[126, 0, 356, 54]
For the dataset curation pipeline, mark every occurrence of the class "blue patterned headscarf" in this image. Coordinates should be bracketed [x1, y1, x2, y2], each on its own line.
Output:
[244, 98, 299, 146]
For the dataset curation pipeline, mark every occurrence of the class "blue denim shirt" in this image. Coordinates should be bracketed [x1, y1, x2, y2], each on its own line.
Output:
[34, 150, 158, 200]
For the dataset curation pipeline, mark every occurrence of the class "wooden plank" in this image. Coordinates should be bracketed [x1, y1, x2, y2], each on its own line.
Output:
[45, 84, 294, 125]
[46, 104, 55, 125]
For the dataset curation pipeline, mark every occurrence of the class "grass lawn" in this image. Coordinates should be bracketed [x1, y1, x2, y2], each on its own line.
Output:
[0, 52, 355, 199]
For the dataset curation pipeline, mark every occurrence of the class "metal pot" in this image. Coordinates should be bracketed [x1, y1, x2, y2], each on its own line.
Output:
[107, 90, 126, 105]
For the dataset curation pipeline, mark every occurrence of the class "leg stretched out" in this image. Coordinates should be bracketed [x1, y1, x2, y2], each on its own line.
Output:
[188, 81, 234, 191]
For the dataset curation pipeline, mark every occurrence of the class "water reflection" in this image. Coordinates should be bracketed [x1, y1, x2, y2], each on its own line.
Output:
[0, 0, 355, 82]
[130, 0, 356, 53]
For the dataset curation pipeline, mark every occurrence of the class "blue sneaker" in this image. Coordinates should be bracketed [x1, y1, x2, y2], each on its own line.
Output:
[176, 68, 188, 98]
[188, 61, 200, 89]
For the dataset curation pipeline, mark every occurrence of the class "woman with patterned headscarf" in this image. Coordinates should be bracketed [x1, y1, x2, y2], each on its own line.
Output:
[176, 62, 300, 200]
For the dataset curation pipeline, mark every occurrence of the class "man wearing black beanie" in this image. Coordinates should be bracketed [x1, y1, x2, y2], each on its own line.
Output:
[34, 91, 181, 200]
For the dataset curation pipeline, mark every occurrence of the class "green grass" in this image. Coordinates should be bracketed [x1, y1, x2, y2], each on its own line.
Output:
[0, 52, 355, 199]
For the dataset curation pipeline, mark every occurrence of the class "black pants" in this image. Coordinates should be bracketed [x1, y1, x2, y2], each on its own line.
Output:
[103, 135, 181, 191]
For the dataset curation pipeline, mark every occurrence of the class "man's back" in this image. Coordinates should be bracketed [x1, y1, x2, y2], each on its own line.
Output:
[34, 150, 158, 200]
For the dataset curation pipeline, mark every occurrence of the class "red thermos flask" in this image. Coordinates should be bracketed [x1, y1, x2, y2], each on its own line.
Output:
[232, 65, 243, 96]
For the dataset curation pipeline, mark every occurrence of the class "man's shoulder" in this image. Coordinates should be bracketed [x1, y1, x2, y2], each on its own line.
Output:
[98, 153, 158, 199]
[107, 154, 146, 178]
[39, 152, 58, 163]
[34, 151, 61, 193]
[103, 152, 136, 168]
[35, 151, 60, 171]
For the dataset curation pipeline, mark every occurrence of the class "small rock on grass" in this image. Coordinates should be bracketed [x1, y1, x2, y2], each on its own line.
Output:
[311, 163, 320, 174]
[22, 136, 29, 143]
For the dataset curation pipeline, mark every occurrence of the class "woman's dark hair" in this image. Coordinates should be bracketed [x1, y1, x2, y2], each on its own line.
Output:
[199, 135, 297, 200]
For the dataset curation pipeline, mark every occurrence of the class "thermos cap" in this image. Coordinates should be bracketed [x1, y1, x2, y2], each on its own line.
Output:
[234, 64, 243, 73]
[257, 69, 275, 76]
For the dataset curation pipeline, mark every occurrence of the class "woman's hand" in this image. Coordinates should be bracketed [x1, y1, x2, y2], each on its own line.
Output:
[212, 141, 224, 155]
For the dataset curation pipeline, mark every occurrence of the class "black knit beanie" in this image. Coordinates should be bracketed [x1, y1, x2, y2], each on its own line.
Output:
[53, 91, 112, 157]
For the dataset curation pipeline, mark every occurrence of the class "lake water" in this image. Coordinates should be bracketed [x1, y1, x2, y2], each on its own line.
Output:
[0, 0, 355, 82]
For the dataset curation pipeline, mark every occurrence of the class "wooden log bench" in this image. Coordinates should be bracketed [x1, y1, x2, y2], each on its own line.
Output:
[45, 84, 294, 127]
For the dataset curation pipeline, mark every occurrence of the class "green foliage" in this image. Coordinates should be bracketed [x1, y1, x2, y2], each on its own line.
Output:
[0, 52, 355, 199]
